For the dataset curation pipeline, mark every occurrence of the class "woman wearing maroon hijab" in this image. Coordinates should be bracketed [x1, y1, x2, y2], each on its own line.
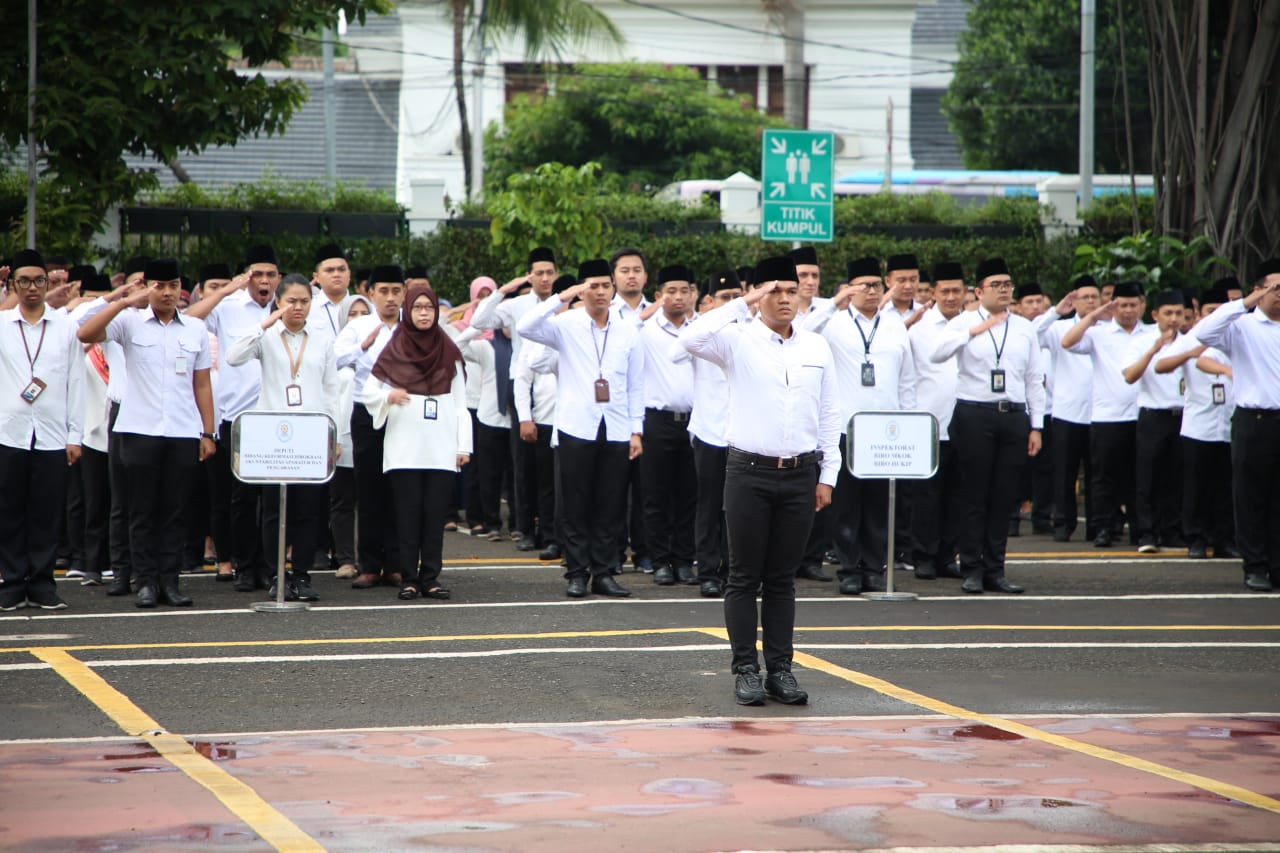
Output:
[364, 285, 472, 600]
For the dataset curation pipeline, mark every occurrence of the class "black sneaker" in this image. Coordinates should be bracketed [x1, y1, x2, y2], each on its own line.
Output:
[1137, 537, 1159, 554]
[291, 574, 319, 602]
[27, 589, 68, 610]
[765, 669, 809, 705]
[734, 667, 766, 706]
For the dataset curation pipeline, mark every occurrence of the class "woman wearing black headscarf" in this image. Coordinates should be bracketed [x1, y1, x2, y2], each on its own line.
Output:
[364, 285, 472, 600]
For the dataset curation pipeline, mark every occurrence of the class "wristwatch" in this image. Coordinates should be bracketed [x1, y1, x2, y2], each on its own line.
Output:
[200, 432, 217, 441]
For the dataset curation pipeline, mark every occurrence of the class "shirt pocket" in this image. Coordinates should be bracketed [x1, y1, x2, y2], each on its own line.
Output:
[794, 362, 825, 405]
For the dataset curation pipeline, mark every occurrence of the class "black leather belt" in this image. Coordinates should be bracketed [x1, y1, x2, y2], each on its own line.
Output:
[957, 399, 1026, 414]
[646, 407, 690, 423]
[1238, 407, 1280, 420]
[729, 447, 822, 469]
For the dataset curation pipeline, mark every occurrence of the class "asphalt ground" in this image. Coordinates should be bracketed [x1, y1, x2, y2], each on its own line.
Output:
[2, 528, 1279, 852]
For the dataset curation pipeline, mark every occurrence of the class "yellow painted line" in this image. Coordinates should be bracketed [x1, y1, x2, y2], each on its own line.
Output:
[31, 648, 323, 851]
[691, 630, 1280, 815]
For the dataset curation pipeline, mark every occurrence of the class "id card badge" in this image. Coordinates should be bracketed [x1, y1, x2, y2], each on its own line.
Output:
[20, 377, 46, 404]
[990, 368, 1006, 393]
[860, 362, 876, 387]
[174, 356, 188, 375]
[1211, 383, 1226, 406]
[285, 384, 303, 407]
[423, 398, 438, 420]
[1179, 377, 1187, 396]
[594, 378, 611, 403]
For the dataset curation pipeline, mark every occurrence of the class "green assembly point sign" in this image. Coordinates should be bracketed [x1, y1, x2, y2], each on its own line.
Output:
[760, 129, 836, 242]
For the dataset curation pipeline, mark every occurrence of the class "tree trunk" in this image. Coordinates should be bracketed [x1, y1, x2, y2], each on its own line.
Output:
[452, 0, 473, 200]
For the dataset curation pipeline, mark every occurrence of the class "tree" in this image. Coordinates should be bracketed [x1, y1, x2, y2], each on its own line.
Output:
[447, 0, 624, 200]
[0, 0, 390, 243]
[1140, 0, 1280, 272]
[943, 0, 1152, 174]
[484, 63, 792, 192]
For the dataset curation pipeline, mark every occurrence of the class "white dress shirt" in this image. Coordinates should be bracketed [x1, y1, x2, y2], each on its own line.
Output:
[931, 308, 1046, 429]
[640, 312, 695, 411]
[807, 305, 916, 426]
[335, 366, 356, 468]
[610, 294, 651, 324]
[454, 328, 507, 430]
[202, 291, 273, 423]
[1124, 330, 1184, 410]
[106, 308, 212, 438]
[513, 341, 557, 426]
[910, 305, 961, 437]
[688, 354, 730, 448]
[224, 322, 341, 426]
[71, 298, 128, 404]
[469, 289, 555, 367]
[680, 297, 841, 486]
[82, 350, 110, 454]
[306, 295, 346, 342]
[879, 299, 923, 320]
[362, 363, 473, 472]
[1166, 334, 1233, 443]
[516, 297, 645, 443]
[334, 314, 396, 407]
[1192, 299, 1280, 409]
[0, 308, 84, 450]
[1064, 320, 1149, 422]
[1033, 311, 1093, 425]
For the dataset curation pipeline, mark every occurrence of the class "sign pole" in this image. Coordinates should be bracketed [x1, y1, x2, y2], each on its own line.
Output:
[253, 486, 309, 613]
[865, 477, 915, 601]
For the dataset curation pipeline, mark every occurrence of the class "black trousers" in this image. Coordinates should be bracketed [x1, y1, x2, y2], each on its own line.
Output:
[1090, 420, 1137, 540]
[912, 439, 960, 574]
[557, 422, 629, 579]
[832, 436, 889, 580]
[723, 451, 817, 673]
[107, 402, 131, 580]
[1051, 418, 1091, 537]
[640, 409, 697, 569]
[0, 446, 68, 604]
[1012, 415, 1053, 529]
[509, 396, 537, 534]
[531, 424, 556, 544]
[948, 403, 1029, 579]
[692, 438, 729, 582]
[328, 466, 357, 567]
[1134, 408, 1183, 543]
[1231, 409, 1280, 578]
[213, 419, 265, 571]
[122, 434, 198, 587]
[463, 409, 485, 525]
[620, 456, 648, 564]
[80, 446, 111, 575]
[390, 469, 455, 587]
[1182, 437, 1233, 550]
[260, 483, 327, 577]
[182, 458, 213, 570]
[61, 457, 83, 568]
[470, 421, 509, 530]
[799, 506, 833, 571]
[351, 404, 399, 575]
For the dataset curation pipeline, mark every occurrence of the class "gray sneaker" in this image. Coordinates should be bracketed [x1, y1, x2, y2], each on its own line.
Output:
[734, 667, 766, 706]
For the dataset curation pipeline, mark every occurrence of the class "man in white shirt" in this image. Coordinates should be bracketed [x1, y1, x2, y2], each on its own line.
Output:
[1061, 281, 1149, 547]
[1193, 259, 1280, 591]
[789, 246, 831, 318]
[909, 261, 968, 580]
[609, 248, 652, 572]
[517, 259, 644, 599]
[880, 253, 926, 326]
[931, 257, 1044, 594]
[638, 264, 698, 587]
[1121, 289, 1187, 553]
[0, 250, 84, 611]
[307, 242, 351, 342]
[1009, 282, 1055, 537]
[681, 256, 841, 707]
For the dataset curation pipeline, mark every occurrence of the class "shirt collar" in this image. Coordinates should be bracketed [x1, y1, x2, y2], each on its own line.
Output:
[146, 308, 186, 326]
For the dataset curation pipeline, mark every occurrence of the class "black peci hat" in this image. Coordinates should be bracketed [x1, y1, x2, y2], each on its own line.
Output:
[123, 256, 150, 278]
[313, 242, 346, 267]
[245, 245, 279, 267]
[886, 253, 919, 273]
[9, 248, 45, 272]
[703, 269, 741, 299]
[369, 265, 405, 284]
[199, 263, 232, 283]
[975, 257, 1010, 282]
[932, 261, 965, 282]
[1153, 289, 1186, 309]
[528, 247, 556, 268]
[755, 256, 798, 285]
[405, 265, 428, 280]
[552, 273, 577, 295]
[144, 258, 181, 281]
[67, 264, 96, 283]
[1014, 282, 1044, 300]
[736, 265, 755, 286]
[1112, 281, 1145, 299]
[657, 264, 694, 285]
[1072, 274, 1099, 289]
[578, 258, 611, 281]
[846, 257, 882, 281]
[788, 246, 818, 267]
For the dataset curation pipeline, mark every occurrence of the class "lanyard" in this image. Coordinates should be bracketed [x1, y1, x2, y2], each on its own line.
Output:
[982, 309, 1010, 365]
[849, 309, 879, 362]
[591, 320, 611, 378]
[20, 319, 47, 374]
[325, 302, 338, 333]
[279, 329, 309, 380]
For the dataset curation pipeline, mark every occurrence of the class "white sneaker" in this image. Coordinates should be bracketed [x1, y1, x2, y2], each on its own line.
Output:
[64, 568, 86, 579]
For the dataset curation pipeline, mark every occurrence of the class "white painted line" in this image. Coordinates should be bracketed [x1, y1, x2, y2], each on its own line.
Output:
[0, 634, 75, 641]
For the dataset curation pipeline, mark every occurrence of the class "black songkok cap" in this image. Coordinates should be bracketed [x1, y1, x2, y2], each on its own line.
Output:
[199, 263, 232, 283]
[703, 269, 741, 299]
[9, 248, 45, 271]
[123, 256, 150, 278]
[67, 264, 96, 283]
[1212, 275, 1240, 292]
[846, 257, 882, 281]
[88, 273, 112, 292]
[1153, 289, 1186, 309]
[369, 264, 405, 284]
[1255, 258, 1280, 280]
[932, 261, 965, 282]
[405, 265, 428, 280]
[657, 264, 693, 285]
[144, 258, 181, 281]
[578, 258, 611, 281]
[1112, 281, 1145, 299]
[975, 257, 1010, 283]
[755, 256, 798, 284]
[1014, 282, 1044, 300]
[313, 242, 346, 267]
[552, 273, 576, 295]
[1072, 274, 1098, 289]
[528, 247, 556, 268]
[788, 246, 818, 267]
[245, 244, 279, 267]
[736, 265, 755, 286]
[1202, 279, 1234, 305]
[886, 253, 919, 273]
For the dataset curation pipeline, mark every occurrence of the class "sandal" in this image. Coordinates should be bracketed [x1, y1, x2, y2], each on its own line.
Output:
[423, 587, 451, 600]
[398, 585, 420, 600]
[444, 521, 458, 532]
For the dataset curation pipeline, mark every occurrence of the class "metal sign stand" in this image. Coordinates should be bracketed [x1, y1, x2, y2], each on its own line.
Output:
[254, 485, 308, 613]
[866, 476, 916, 602]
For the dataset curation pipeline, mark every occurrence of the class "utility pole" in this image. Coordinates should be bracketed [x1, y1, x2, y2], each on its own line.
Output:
[322, 25, 337, 186]
[1079, 0, 1096, 212]
[883, 98, 894, 192]
[26, 0, 37, 247]
[783, 0, 805, 127]
[470, 0, 487, 200]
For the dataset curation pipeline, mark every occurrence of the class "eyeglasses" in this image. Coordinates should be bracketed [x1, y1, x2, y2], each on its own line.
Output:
[12, 276, 48, 289]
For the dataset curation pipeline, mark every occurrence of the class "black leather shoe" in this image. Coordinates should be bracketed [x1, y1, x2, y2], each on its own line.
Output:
[734, 668, 766, 705]
[291, 574, 319, 602]
[961, 575, 983, 594]
[914, 564, 937, 580]
[135, 585, 158, 608]
[796, 564, 832, 581]
[1187, 543, 1208, 559]
[862, 574, 887, 593]
[676, 565, 697, 585]
[106, 578, 131, 596]
[160, 584, 193, 607]
[1052, 529, 1071, 543]
[566, 576, 589, 598]
[653, 565, 675, 585]
[838, 576, 862, 595]
[538, 543, 562, 561]
[233, 570, 257, 592]
[1093, 530, 1113, 548]
[765, 669, 809, 705]
[939, 562, 963, 579]
[1244, 572, 1273, 592]
[823, 549, 839, 565]
[591, 575, 632, 597]
[984, 577, 1024, 594]
[515, 534, 538, 552]
[699, 579, 723, 598]
[1214, 543, 1241, 559]
[1007, 520, 1021, 537]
